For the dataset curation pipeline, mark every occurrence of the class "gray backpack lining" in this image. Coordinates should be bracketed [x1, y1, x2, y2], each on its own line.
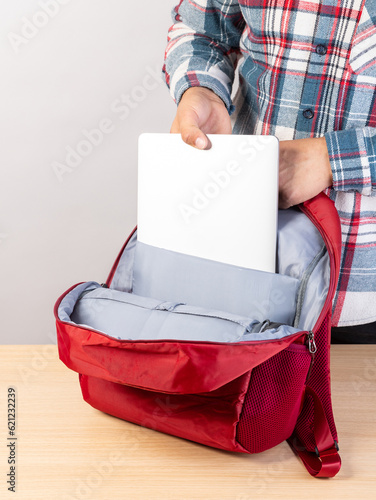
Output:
[132, 242, 299, 325]
[58, 209, 330, 343]
[59, 282, 301, 342]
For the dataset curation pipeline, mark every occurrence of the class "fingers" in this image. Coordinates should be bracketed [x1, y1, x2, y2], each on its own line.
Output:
[170, 87, 223, 150]
[178, 98, 208, 148]
[170, 87, 232, 150]
[170, 113, 210, 149]
[278, 195, 292, 210]
[180, 124, 208, 150]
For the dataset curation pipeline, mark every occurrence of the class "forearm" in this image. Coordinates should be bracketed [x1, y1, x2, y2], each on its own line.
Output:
[162, 0, 244, 114]
[324, 127, 376, 196]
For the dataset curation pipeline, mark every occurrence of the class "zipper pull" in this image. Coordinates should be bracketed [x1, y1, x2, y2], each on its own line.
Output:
[305, 330, 317, 383]
[307, 330, 317, 354]
[101, 283, 109, 288]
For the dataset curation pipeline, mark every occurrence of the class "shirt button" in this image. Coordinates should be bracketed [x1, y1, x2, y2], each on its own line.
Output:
[315, 44, 327, 55]
[303, 109, 314, 119]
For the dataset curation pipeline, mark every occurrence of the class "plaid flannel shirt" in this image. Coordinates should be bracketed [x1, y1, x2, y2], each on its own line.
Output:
[163, 0, 376, 327]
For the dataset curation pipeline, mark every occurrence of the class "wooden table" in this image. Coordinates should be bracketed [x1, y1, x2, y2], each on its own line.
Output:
[0, 345, 375, 499]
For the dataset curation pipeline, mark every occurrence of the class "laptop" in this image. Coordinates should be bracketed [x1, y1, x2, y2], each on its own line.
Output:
[137, 133, 279, 273]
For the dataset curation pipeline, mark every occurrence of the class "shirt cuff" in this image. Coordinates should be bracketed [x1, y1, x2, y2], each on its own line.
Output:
[324, 128, 376, 196]
[172, 72, 235, 116]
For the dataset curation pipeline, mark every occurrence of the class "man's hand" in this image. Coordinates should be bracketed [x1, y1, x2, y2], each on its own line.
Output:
[170, 86, 232, 149]
[279, 137, 333, 209]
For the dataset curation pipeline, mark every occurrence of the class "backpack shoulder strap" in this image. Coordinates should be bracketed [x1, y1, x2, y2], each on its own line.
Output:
[288, 386, 341, 477]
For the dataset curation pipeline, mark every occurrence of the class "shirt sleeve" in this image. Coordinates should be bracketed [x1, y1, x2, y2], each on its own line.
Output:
[162, 0, 245, 115]
[324, 127, 376, 196]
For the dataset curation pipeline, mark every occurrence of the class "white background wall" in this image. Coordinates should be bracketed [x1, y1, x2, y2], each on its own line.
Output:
[0, 0, 178, 344]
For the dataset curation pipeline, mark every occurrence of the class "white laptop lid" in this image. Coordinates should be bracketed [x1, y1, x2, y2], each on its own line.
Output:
[137, 133, 279, 273]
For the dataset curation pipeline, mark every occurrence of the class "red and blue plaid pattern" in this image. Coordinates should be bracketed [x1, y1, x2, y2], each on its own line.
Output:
[163, 0, 376, 327]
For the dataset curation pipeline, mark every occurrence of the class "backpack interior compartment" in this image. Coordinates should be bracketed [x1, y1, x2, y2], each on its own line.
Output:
[58, 208, 330, 343]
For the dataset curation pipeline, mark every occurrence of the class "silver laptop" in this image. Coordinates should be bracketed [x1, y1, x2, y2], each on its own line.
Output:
[137, 133, 279, 273]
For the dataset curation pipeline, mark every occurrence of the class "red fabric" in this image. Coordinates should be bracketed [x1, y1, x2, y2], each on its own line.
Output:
[303, 193, 342, 292]
[293, 314, 339, 451]
[290, 195, 342, 476]
[79, 372, 250, 452]
[56, 318, 304, 395]
[288, 387, 341, 477]
[237, 343, 311, 453]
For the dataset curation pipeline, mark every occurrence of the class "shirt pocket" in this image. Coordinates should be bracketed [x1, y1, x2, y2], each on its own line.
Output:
[348, 4, 376, 77]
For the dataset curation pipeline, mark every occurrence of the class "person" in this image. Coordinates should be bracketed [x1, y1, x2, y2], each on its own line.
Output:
[162, 0, 376, 343]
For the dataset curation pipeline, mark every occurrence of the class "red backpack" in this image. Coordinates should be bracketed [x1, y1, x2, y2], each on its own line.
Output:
[55, 192, 342, 477]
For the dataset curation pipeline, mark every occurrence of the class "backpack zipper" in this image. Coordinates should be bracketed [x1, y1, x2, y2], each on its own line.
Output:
[300, 204, 339, 334]
[305, 330, 317, 383]
[293, 245, 327, 328]
[307, 330, 317, 354]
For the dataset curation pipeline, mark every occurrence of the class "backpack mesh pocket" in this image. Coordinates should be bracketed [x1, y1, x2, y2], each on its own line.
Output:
[236, 343, 311, 453]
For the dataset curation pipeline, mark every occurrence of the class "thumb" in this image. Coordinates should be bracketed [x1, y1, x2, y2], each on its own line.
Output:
[180, 124, 209, 150]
